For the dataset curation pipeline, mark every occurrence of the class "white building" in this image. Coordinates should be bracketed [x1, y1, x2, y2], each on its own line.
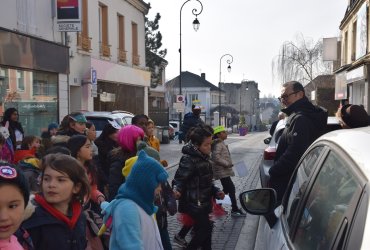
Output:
[69, 0, 151, 114]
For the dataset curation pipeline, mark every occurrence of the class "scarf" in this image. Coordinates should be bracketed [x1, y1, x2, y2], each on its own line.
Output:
[34, 194, 82, 229]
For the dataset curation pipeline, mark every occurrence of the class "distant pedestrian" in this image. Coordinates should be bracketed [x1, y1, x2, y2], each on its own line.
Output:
[100, 150, 168, 249]
[1, 108, 24, 150]
[179, 105, 204, 143]
[22, 153, 90, 250]
[0, 163, 30, 250]
[269, 81, 327, 204]
[173, 125, 225, 249]
[40, 122, 59, 156]
[211, 125, 245, 217]
[336, 104, 369, 128]
[132, 114, 149, 135]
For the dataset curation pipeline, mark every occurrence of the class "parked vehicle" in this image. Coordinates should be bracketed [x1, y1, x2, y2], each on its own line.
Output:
[241, 126, 370, 250]
[84, 111, 134, 136]
[168, 124, 175, 139]
[259, 116, 341, 188]
[169, 120, 180, 134]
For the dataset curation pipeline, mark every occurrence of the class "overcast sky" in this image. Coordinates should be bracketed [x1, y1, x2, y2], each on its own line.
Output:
[147, 0, 348, 97]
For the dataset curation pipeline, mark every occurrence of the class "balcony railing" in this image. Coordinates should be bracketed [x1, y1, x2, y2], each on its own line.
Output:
[100, 43, 111, 57]
[133, 54, 140, 66]
[118, 49, 127, 63]
[77, 33, 91, 51]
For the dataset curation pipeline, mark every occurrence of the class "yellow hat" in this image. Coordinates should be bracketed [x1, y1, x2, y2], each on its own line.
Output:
[122, 156, 138, 177]
[213, 125, 226, 135]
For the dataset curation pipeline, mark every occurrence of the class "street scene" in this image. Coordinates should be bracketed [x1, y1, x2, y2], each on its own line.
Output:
[1, 0, 370, 249]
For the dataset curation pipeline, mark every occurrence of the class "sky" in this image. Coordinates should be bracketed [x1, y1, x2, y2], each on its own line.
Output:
[147, 0, 348, 97]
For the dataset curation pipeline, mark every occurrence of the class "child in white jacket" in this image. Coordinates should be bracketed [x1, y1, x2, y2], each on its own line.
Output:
[211, 126, 245, 217]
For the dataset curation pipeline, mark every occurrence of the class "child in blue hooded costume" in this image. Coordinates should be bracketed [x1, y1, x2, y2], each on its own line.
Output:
[100, 150, 169, 250]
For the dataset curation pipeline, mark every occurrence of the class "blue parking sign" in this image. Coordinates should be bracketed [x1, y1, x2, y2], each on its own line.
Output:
[91, 69, 97, 85]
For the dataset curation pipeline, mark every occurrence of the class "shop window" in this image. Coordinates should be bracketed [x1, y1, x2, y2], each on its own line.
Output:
[0, 68, 10, 91]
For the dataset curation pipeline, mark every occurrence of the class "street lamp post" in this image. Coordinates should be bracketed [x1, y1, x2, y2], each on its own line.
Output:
[218, 54, 233, 125]
[179, 0, 203, 128]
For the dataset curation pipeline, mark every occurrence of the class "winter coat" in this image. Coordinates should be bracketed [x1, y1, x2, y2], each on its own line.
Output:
[179, 112, 204, 141]
[107, 148, 135, 200]
[211, 139, 235, 180]
[268, 97, 327, 196]
[173, 143, 220, 214]
[95, 137, 118, 179]
[22, 198, 87, 250]
[18, 158, 41, 193]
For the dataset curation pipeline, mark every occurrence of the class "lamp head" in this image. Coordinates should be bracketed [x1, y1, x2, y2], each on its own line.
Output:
[193, 18, 200, 31]
[227, 65, 231, 73]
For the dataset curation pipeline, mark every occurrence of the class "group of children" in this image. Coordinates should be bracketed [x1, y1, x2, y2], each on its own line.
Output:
[0, 107, 246, 250]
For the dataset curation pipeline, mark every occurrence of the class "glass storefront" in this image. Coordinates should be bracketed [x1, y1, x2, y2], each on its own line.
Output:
[0, 66, 58, 136]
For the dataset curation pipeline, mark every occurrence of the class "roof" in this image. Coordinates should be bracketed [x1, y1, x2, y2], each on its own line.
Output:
[165, 71, 223, 92]
[315, 126, 370, 180]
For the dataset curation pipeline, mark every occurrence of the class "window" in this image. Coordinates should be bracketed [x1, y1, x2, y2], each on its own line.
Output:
[77, 0, 91, 51]
[117, 14, 126, 62]
[293, 151, 361, 249]
[99, 3, 110, 57]
[285, 146, 323, 230]
[343, 31, 348, 64]
[132, 22, 139, 65]
[189, 94, 198, 107]
[352, 20, 357, 61]
[212, 94, 219, 104]
[0, 68, 9, 91]
[17, 70, 25, 91]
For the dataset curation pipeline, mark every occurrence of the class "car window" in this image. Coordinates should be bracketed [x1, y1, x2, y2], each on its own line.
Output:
[124, 116, 132, 125]
[285, 146, 323, 229]
[87, 118, 109, 131]
[293, 151, 361, 250]
[114, 118, 124, 127]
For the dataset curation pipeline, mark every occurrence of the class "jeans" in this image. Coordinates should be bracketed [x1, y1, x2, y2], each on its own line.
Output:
[185, 211, 213, 250]
[220, 176, 238, 210]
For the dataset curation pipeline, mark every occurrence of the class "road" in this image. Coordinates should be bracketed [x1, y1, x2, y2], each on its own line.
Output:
[159, 131, 268, 250]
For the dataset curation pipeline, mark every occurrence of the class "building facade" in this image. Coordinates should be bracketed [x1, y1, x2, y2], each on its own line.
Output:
[335, 0, 370, 112]
[69, 0, 151, 115]
[0, 0, 69, 135]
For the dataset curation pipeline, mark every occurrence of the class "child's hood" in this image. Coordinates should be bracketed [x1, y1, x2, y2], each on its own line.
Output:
[23, 194, 36, 222]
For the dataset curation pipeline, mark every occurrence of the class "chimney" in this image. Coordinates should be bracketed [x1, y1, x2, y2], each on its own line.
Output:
[201, 73, 206, 79]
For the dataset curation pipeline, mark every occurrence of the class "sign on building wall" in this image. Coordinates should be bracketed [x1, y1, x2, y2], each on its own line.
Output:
[356, 2, 367, 60]
[56, 0, 82, 32]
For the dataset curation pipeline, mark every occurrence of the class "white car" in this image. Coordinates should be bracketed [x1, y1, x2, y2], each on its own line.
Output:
[241, 126, 370, 249]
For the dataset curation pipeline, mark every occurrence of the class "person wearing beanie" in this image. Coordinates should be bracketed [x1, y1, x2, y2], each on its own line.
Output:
[211, 125, 245, 217]
[0, 162, 31, 250]
[100, 150, 168, 250]
[107, 125, 144, 200]
[336, 104, 369, 128]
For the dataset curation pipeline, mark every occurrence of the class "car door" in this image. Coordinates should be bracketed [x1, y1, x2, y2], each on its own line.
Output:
[262, 145, 326, 250]
[279, 143, 365, 249]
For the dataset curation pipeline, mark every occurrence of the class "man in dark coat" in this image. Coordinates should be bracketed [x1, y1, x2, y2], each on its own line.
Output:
[268, 81, 328, 203]
[179, 105, 204, 143]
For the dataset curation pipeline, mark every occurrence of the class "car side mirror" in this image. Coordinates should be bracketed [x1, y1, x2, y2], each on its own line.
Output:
[264, 137, 271, 145]
[239, 188, 277, 215]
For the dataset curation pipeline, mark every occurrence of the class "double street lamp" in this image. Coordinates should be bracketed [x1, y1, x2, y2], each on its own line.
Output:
[218, 54, 233, 124]
[179, 0, 203, 126]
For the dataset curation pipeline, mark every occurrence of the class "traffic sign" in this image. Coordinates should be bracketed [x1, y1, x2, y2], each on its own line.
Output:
[91, 69, 97, 85]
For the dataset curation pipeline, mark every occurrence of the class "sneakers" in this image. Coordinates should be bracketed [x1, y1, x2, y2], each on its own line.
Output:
[174, 234, 187, 247]
[231, 208, 246, 217]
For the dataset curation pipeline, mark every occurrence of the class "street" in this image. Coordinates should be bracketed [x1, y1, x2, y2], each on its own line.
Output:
[160, 131, 268, 250]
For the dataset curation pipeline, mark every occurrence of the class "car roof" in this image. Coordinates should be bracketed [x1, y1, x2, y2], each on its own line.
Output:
[314, 126, 370, 179]
[83, 111, 130, 119]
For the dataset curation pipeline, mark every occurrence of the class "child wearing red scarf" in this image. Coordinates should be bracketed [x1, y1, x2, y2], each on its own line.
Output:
[22, 154, 90, 250]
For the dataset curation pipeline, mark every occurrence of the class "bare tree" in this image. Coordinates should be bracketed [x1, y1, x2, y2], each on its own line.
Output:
[272, 33, 332, 90]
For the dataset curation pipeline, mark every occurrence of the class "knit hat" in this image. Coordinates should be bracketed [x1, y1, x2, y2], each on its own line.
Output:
[66, 135, 88, 158]
[0, 162, 30, 207]
[48, 122, 59, 132]
[340, 104, 369, 128]
[213, 125, 226, 135]
[116, 150, 168, 215]
[136, 141, 160, 161]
